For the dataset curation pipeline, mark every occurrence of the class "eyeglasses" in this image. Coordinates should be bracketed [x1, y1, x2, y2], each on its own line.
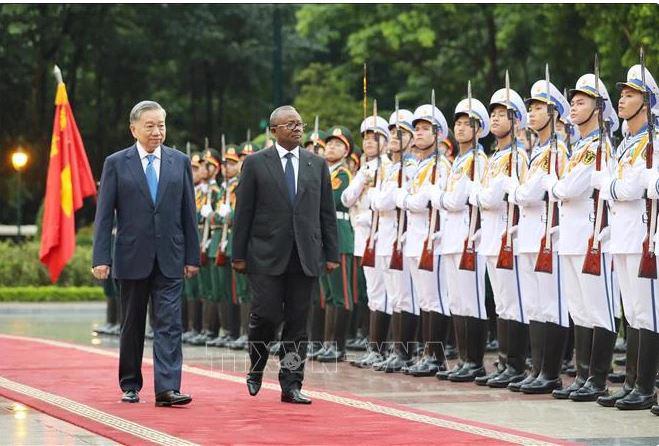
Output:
[274, 121, 306, 131]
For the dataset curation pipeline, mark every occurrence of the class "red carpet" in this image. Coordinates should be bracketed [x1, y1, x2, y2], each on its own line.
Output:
[0, 335, 572, 445]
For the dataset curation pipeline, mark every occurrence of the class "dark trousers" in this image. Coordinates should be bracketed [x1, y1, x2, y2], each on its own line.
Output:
[118, 260, 183, 395]
[247, 247, 315, 392]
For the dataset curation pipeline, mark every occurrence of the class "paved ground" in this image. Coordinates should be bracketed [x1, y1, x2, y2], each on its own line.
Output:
[0, 302, 657, 445]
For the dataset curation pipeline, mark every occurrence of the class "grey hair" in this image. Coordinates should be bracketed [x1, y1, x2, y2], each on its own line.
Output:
[130, 100, 167, 123]
[269, 105, 297, 127]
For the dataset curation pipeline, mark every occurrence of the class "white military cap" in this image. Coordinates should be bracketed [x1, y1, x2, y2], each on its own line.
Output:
[616, 64, 659, 108]
[388, 109, 414, 133]
[454, 97, 490, 138]
[412, 104, 449, 140]
[360, 115, 390, 140]
[527, 80, 571, 121]
[489, 88, 528, 129]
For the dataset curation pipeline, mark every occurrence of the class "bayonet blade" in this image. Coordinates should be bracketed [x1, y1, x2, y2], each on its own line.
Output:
[641, 46, 647, 92]
[505, 70, 510, 107]
[594, 53, 600, 95]
[468, 80, 473, 115]
[395, 95, 400, 131]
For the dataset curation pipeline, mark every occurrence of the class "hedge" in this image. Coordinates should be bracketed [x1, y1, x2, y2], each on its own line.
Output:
[0, 230, 95, 286]
[0, 286, 104, 302]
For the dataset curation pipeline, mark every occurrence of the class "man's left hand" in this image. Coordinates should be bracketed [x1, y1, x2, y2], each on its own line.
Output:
[325, 261, 340, 272]
[184, 265, 200, 279]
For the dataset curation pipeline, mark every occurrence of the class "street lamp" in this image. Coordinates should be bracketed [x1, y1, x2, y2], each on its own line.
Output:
[11, 147, 29, 238]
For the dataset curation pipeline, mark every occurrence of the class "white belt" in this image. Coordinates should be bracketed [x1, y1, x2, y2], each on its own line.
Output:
[336, 211, 350, 221]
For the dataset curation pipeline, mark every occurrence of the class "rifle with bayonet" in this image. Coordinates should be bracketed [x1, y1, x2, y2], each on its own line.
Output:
[390, 95, 405, 270]
[361, 100, 381, 268]
[313, 115, 320, 155]
[535, 64, 560, 274]
[583, 55, 609, 276]
[215, 134, 230, 266]
[200, 137, 212, 266]
[419, 89, 441, 271]
[460, 81, 481, 271]
[496, 71, 520, 270]
[638, 47, 657, 279]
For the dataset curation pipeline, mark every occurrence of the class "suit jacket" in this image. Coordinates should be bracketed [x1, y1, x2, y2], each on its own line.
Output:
[92, 144, 200, 280]
[232, 146, 339, 277]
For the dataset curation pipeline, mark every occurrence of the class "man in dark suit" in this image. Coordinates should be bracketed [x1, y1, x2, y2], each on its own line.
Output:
[232, 105, 339, 404]
[92, 100, 200, 407]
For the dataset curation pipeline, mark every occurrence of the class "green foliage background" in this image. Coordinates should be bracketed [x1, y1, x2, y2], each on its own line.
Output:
[0, 4, 658, 229]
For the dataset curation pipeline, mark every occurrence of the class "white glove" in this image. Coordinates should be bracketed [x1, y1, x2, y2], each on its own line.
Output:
[541, 174, 558, 193]
[218, 204, 232, 218]
[550, 225, 560, 236]
[590, 170, 611, 190]
[200, 204, 213, 218]
[503, 176, 519, 197]
[596, 226, 610, 243]
[199, 183, 209, 194]
[367, 188, 378, 210]
[468, 189, 479, 207]
[432, 230, 443, 242]
[646, 170, 659, 199]
[395, 188, 408, 209]
[469, 228, 481, 244]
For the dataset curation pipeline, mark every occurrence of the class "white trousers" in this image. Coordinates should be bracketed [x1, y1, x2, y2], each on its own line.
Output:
[486, 255, 525, 323]
[363, 257, 391, 314]
[560, 254, 617, 332]
[517, 252, 569, 327]
[387, 256, 419, 315]
[408, 255, 450, 315]
[444, 253, 487, 319]
[614, 253, 659, 333]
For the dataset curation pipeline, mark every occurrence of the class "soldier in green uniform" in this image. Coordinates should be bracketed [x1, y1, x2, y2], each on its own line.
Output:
[189, 148, 222, 346]
[302, 129, 327, 154]
[182, 152, 205, 342]
[313, 126, 355, 363]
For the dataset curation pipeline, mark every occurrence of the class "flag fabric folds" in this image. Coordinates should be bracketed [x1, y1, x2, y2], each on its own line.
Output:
[39, 81, 97, 283]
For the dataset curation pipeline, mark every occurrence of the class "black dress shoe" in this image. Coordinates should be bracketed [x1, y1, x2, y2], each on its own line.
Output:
[281, 389, 312, 404]
[448, 363, 486, 383]
[509, 373, 538, 392]
[607, 371, 626, 383]
[487, 367, 526, 389]
[155, 390, 192, 407]
[651, 404, 659, 415]
[121, 390, 139, 403]
[475, 368, 502, 387]
[597, 383, 633, 407]
[437, 363, 463, 381]
[520, 376, 562, 394]
[247, 373, 262, 396]
[569, 380, 609, 402]
[408, 357, 445, 377]
[553, 377, 585, 399]
[614, 389, 657, 410]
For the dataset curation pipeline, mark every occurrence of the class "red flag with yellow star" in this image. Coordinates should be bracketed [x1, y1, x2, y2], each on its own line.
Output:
[39, 79, 97, 283]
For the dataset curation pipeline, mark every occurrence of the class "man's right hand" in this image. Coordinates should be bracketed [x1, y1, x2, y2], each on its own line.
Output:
[232, 260, 247, 274]
[92, 265, 110, 280]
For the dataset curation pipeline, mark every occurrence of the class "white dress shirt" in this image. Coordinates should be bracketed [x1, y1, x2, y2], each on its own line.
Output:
[275, 143, 299, 193]
[136, 142, 161, 180]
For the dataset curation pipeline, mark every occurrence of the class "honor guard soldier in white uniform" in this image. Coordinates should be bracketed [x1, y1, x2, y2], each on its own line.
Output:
[469, 84, 530, 385]
[394, 102, 452, 377]
[596, 63, 659, 411]
[366, 108, 421, 372]
[341, 114, 391, 359]
[503, 79, 570, 393]
[431, 90, 489, 382]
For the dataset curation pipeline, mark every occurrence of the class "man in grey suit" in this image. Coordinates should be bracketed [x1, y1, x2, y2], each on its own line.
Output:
[232, 105, 339, 404]
[92, 100, 200, 407]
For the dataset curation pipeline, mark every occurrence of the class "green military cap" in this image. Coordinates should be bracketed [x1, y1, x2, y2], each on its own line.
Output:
[303, 129, 328, 148]
[238, 141, 260, 157]
[325, 126, 354, 154]
[225, 145, 240, 162]
[350, 144, 362, 168]
[190, 151, 203, 167]
[204, 148, 221, 168]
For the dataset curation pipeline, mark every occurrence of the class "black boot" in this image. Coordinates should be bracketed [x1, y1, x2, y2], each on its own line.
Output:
[598, 327, 638, 407]
[353, 311, 390, 368]
[511, 320, 546, 392]
[404, 311, 430, 375]
[521, 322, 567, 394]
[409, 312, 449, 377]
[318, 307, 350, 362]
[553, 325, 592, 399]
[449, 317, 487, 382]
[382, 312, 418, 372]
[310, 306, 335, 360]
[571, 326, 617, 401]
[439, 314, 468, 380]
[488, 320, 528, 388]
[615, 329, 659, 410]
[476, 317, 508, 386]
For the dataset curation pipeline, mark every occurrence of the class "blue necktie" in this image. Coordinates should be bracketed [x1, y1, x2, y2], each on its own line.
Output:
[284, 152, 296, 204]
[145, 154, 158, 204]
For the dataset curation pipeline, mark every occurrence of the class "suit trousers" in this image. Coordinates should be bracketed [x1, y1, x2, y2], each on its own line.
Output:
[247, 245, 315, 392]
[118, 260, 183, 395]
